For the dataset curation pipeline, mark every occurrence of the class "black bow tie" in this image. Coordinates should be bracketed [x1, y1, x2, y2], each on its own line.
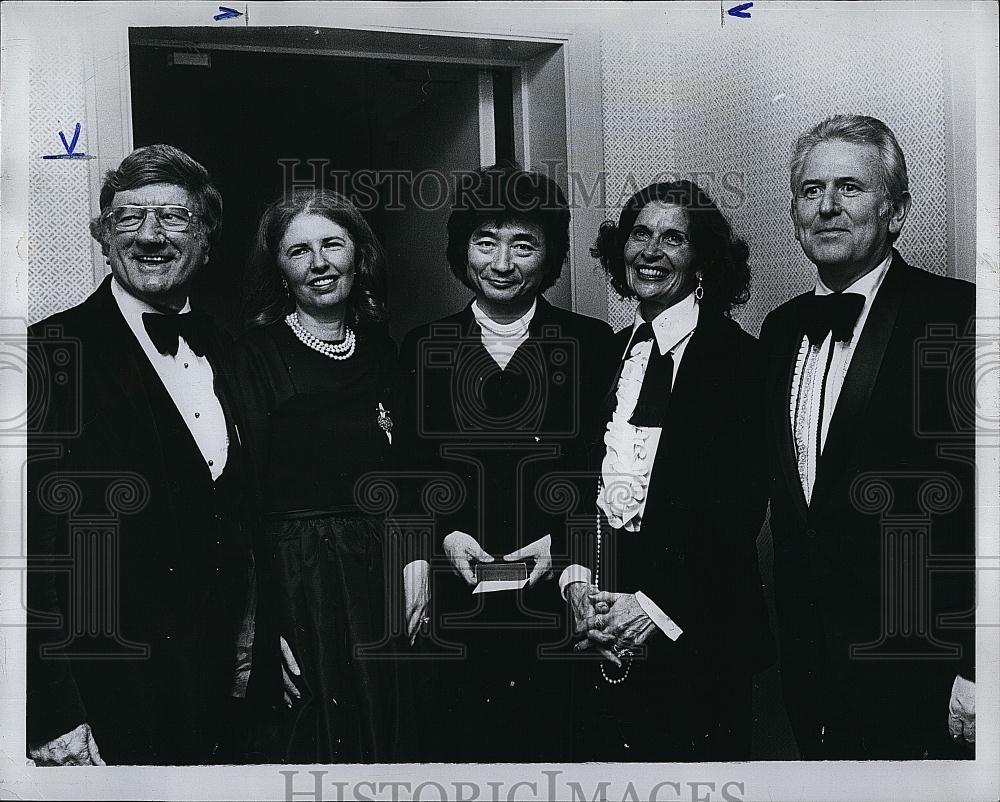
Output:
[142, 311, 211, 357]
[802, 292, 865, 345]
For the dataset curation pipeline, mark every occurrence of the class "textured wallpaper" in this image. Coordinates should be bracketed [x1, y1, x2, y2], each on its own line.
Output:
[601, 15, 949, 336]
[28, 37, 96, 325]
[26, 15, 953, 335]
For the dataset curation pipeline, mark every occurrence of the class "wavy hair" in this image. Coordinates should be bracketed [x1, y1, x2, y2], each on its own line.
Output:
[243, 189, 388, 331]
[790, 114, 908, 208]
[592, 180, 751, 315]
[445, 161, 570, 294]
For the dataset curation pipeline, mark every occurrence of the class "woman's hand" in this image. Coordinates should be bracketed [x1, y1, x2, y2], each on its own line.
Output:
[567, 583, 620, 665]
[503, 534, 552, 586]
[280, 635, 302, 708]
[442, 530, 492, 586]
[403, 559, 431, 645]
[577, 591, 658, 655]
[567, 582, 601, 632]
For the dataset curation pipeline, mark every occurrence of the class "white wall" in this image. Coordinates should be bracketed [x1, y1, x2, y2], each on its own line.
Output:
[599, 5, 979, 335]
[17, 4, 984, 335]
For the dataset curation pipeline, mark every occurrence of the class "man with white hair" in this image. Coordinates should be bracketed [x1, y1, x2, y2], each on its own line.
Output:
[762, 115, 976, 759]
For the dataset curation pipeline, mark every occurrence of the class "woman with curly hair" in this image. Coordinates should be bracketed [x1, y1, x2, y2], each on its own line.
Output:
[566, 180, 775, 761]
[237, 189, 401, 763]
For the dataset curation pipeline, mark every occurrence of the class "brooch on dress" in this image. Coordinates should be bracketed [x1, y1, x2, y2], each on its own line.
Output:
[377, 402, 393, 444]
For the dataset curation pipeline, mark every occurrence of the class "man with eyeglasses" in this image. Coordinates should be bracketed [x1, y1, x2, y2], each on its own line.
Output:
[761, 115, 976, 759]
[26, 144, 259, 764]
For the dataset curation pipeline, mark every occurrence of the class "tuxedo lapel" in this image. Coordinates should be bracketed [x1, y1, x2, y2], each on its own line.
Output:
[767, 299, 810, 521]
[652, 314, 733, 476]
[83, 278, 164, 430]
[809, 255, 907, 514]
[657, 315, 711, 445]
[201, 331, 243, 455]
[84, 277, 231, 482]
[602, 327, 634, 413]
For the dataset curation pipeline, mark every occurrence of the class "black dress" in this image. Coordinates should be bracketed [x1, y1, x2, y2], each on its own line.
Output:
[238, 320, 400, 763]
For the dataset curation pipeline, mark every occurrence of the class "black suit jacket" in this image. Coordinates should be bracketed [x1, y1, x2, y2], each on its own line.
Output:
[594, 311, 775, 676]
[26, 276, 256, 764]
[761, 251, 975, 749]
[397, 296, 614, 574]
[394, 296, 613, 762]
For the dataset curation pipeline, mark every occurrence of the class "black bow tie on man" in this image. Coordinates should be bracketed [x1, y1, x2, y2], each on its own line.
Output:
[802, 292, 865, 345]
[142, 310, 212, 357]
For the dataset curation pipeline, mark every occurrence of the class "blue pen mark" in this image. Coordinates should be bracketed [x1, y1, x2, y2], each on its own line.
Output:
[42, 122, 93, 159]
[727, 2, 753, 18]
[58, 123, 81, 155]
[214, 6, 242, 20]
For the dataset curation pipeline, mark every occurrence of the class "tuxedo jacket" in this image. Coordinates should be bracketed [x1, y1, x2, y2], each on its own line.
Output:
[26, 276, 257, 764]
[593, 311, 776, 679]
[760, 251, 976, 743]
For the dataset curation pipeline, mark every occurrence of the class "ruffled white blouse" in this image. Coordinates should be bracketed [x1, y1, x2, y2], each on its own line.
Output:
[597, 294, 699, 531]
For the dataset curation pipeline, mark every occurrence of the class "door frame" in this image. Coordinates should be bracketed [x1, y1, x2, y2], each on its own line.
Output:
[85, 7, 608, 321]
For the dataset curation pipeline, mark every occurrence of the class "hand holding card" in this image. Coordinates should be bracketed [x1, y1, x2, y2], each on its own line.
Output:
[504, 533, 552, 586]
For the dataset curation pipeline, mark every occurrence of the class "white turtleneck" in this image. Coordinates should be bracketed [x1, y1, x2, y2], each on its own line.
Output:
[471, 299, 537, 369]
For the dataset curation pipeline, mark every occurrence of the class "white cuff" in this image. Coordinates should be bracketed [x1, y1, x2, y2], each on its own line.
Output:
[403, 559, 430, 579]
[558, 564, 592, 600]
[636, 590, 683, 641]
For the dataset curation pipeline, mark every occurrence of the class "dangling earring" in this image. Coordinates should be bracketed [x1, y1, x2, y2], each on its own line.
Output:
[694, 273, 704, 301]
[281, 277, 289, 295]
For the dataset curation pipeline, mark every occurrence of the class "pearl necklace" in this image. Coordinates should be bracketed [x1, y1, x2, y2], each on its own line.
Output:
[285, 312, 356, 360]
[595, 477, 631, 685]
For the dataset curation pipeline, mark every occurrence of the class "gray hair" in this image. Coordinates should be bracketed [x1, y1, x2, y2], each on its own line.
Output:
[789, 114, 909, 211]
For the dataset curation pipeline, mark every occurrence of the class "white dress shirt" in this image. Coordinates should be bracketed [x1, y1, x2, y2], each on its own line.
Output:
[790, 253, 891, 502]
[471, 298, 537, 369]
[597, 293, 699, 531]
[111, 277, 229, 480]
[558, 293, 698, 642]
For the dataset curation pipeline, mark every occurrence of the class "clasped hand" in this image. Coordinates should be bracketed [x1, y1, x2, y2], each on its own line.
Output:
[443, 531, 552, 587]
[568, 584, 657, 665]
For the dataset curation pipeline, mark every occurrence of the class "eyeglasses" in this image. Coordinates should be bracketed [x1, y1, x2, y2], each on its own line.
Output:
[628, 227, 690, 249]
[103, 205, 197, 232]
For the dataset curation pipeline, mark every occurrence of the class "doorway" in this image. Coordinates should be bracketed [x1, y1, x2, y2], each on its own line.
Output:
[129, 37, 517, 341]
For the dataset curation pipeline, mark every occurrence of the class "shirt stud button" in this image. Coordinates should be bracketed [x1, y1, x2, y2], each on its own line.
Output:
[184, 363, 189, 369]
[208, 459, 214, 467]
[194, 412, 201, 419]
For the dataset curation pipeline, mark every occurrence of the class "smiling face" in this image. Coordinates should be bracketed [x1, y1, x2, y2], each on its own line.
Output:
[465, 220, 548, 321]
[105, 183, 208, 311]
[791, 139, 909, 288]
[623, 201, 697, 319]
[277, 213, 356, 317]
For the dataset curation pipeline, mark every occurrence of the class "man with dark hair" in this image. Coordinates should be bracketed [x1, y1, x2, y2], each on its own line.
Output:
[396, 163, 612, 761]
[27, 144, 257, 765]
[762, 115, 976, 759]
